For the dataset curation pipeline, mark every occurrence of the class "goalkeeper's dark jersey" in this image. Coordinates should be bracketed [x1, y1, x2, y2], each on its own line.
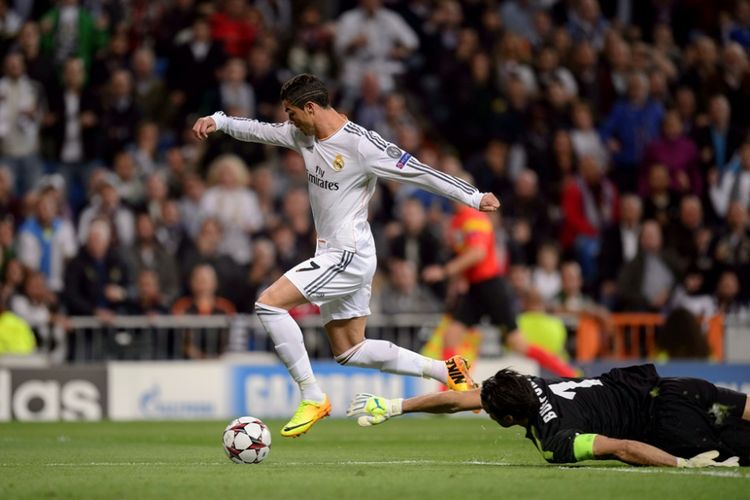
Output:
[524, 364, 660, 464]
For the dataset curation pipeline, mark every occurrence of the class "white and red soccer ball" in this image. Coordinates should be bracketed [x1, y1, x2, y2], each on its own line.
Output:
[222, 416, 272, 464]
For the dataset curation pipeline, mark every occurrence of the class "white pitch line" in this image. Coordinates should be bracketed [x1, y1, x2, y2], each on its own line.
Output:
[0, 460, 745, 478]
[558, 466, 749, 479]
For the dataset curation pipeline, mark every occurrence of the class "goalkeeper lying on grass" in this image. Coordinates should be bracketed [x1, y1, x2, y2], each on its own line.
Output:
[348, 364, 749, 467]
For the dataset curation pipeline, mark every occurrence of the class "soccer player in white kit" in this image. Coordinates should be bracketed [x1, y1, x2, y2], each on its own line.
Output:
[193, 74, 500, 437]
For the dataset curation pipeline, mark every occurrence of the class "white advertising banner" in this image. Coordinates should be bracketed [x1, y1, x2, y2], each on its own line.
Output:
[108, 362, 229, 420]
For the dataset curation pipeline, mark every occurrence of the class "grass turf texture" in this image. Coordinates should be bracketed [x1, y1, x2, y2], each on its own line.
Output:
[1, 419, 747, 500]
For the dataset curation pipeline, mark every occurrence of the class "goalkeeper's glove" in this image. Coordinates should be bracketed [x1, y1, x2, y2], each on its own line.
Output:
[676, 450, 740, 468]
[346, 393, 403, 427]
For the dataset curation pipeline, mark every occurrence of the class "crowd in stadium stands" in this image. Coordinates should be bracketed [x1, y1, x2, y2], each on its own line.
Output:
[1, 0, 750, 357]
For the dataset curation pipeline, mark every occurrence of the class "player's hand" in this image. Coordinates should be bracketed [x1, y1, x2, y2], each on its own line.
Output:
[192, 116, 217, 140]
[676, 450, 740, 468]
[479, 193, 500, 212]
[347, 393, 403, 427]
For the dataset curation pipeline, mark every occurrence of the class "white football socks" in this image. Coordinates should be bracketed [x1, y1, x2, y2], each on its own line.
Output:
[255, 302, 325, 403]
[334, 339, 448, 383]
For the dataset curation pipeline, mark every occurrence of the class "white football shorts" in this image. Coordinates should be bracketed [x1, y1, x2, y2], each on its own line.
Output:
[285, 247, 377, 325]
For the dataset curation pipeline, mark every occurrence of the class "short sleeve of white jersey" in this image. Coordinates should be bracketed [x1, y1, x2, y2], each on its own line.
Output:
[356, 128, 484, 209]
[211, 111, 299, 150]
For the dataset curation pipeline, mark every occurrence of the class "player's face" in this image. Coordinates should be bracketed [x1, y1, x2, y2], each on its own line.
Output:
[283, 100, 314, 135]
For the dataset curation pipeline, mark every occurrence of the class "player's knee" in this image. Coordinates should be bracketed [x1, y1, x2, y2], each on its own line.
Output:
[254, 301, 286, 315]
[334, 340, 366, 365]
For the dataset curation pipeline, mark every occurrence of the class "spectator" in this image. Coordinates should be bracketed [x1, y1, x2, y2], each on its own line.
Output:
[531, 243, 562, 304]
[681, 36, 723, 111]
[570, 100, 608, 168]
[63, 218, 131, 318]
[720, 42, 750, 131]
[599, 71, 664, 192]
[0, 166, 21, 221]
[39, 0, 106, 71]
[560, 155, 619, 282]
[167, 16, 226, 123]
[44, 57, 99, 211]
[715, 270, 747, 315]
[0, 52, 44, 195]
[131, 47, 170, 126]
[388, 197, 443, 279]
[171, 263, 236, 358]
[125, 269, 169, 315]
[465, 139, 513, 202]
[143, 172, 169, 224]
[15, 21, 55, 90]
[111, 151, 145, 209]
[709, 142, 750, 218]
[234, 238, 279, 312]
[125, 213, 179, 305]
[0, 215, 14, 277]
[88, 28, 130, 91]
[656, 307, 709, 360]
[128, 121, 162, 177]
[17, 188, 76, 293]
[287, 5, 334, 79]
[352, 72, 385, 131]
[78, 176, 135, 247]
[203, 57, 255, 119]
[640, 110, 701, 197]
[693, 95, 743, 180]
[335, 0, 418, 100]
[711, 202, 750, 299]
[99, 69, 141, 164]
[566, 0, 609, 50]
[670, 267, 716, 319]
[179, 172, 206, 238]
[728, 1, 750, 52]
[642, 163, 681, 227]
[246, 45, 283, 121]
[210, 0, 257, 58]
[179, 217, 242, 300]
[281, 186, 315, 259]
[199, 154, 263, 265]
[505, 169, 553, 261]
[664, 195, 704, 271]
[598, 194, 642, 303]
[378, 259, 441, 314]
[10, 270, 64, 354]
[156, 198, 188, 257]
[617, 220, 680, 312]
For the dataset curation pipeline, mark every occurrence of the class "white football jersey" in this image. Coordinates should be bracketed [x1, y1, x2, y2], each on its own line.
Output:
[212, 112, 483, 253]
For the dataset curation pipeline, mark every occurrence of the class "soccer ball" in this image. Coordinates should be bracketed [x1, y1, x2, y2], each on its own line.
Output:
[222, 416, 272, 464]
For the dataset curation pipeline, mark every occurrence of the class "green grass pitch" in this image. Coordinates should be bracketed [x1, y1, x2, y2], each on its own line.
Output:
[1, 418, 747, 499]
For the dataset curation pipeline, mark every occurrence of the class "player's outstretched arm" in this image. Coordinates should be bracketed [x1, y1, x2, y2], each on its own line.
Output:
[191, 111, 298, 149]
[592, 436, 739, 467]
[347, 390, 482, 427]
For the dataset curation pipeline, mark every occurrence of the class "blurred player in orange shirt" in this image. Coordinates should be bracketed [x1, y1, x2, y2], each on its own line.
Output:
[423, 174, 577, 378]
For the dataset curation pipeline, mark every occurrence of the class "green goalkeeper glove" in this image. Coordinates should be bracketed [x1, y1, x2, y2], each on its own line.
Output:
[346, 393, 403, 427]
[676, 450, 740, 468]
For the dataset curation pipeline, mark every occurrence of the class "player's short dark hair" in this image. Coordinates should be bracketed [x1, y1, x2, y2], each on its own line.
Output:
[480, 369, 537, 422]
[280, 74, 330, 108]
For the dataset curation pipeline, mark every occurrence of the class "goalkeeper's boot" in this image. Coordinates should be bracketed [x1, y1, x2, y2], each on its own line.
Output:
[280, 395, 331, 438]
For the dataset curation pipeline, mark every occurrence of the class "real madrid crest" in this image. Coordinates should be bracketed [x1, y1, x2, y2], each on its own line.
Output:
[332, 153, 345, 171]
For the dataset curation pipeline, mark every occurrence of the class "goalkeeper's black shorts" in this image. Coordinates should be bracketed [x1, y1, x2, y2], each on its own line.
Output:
[645, 377, 749, 465]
